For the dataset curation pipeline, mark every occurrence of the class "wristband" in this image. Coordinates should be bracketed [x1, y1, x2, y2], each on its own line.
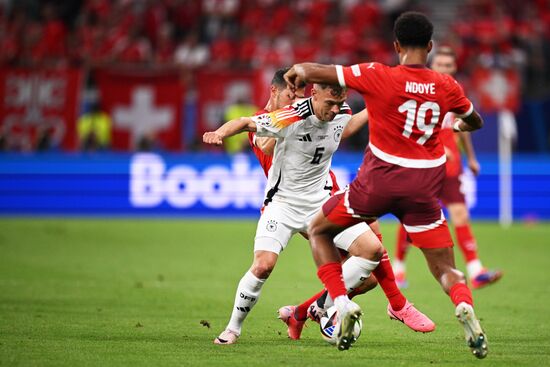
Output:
[453, 120, 463, 132]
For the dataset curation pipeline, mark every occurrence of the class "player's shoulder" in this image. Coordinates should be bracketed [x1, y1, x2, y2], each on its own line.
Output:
[437, 73, 465, 95]
[355, 62, 389, 74]
[254, 108, 269, 116]
[290, 97, 315, 118]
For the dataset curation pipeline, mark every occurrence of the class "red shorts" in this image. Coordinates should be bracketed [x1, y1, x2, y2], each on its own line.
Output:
[323, 149, 454, 249]
[440, 175, 466, 206]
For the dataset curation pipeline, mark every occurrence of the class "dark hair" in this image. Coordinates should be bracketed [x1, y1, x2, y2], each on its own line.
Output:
[316, 83, 346, 97]
[271, 67, 306, 89]
[394, 11, 433, 48]
[271, 67, 291, 88]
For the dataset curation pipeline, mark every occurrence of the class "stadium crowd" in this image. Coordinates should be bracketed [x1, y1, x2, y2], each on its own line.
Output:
[1, 1, 548, 81]
[0, 0, 549, 151]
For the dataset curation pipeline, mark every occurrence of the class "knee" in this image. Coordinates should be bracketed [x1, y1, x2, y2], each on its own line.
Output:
[348, 234, 384, 262]
[307, 222, 322, 239]
[450, 206, 469, 226]
[251, 258, 276, 279]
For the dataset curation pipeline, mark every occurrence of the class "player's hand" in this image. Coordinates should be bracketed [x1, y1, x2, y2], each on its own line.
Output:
[203, 131, 223, 145]
[468, 158, 481, 176]
[284, 66, 305, 93]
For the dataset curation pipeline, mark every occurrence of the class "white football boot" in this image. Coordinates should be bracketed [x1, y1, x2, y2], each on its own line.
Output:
[455, 302, 488, 359]
[213, 329, 239, 345]
[334, 300, 363, 351]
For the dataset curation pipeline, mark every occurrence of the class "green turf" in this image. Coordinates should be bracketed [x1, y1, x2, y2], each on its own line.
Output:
[0, 219, 549, 366]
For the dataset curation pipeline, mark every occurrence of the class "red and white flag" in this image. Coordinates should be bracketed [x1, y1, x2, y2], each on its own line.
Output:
[0, 68, 83, 151]
[96, 68, 185, 151]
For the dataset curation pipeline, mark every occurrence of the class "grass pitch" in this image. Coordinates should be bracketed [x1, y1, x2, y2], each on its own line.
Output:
[0, 218, 549, 366]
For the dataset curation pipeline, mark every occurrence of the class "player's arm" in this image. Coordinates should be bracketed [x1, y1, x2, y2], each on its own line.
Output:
[453, 110, 484, 133]
[284, 63, 338, 90]
[342, 108, 369, 139]
[458, 131, 480, 176]
[203, 117, 256, 146]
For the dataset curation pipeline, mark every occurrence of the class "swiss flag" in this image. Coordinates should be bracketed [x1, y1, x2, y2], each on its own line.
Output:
[96, 68, 185, 151]
[471, 67, 520, 113]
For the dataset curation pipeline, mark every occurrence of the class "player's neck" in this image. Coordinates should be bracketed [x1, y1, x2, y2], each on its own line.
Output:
[399, 49, 428, 66]
[264, 99, 275, 112]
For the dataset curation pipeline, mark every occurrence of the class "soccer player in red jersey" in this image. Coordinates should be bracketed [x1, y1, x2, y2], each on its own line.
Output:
[393, 47, 503, 290]
[284, 12, 489, 357]
[252, 68, 435, 339]
[250, 68, 434, 340]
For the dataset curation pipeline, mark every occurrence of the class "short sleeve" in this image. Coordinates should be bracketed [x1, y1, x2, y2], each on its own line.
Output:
[335, 62, 380, 94]
[251, 105, 303, 138]
[447, 78, 474, 118]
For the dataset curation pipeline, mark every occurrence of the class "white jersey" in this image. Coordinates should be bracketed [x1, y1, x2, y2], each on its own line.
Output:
[251, 97, 352, 210]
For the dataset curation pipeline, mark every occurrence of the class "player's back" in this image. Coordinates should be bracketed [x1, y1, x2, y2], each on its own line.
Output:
[338, 62, 473, 169]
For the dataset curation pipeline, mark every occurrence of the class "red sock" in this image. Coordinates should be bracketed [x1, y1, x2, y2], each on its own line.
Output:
[395, 225, 410, 261]
[317, 262, 347, 301]
[449, 282, 473, 306]
[455, 224, 478, 263]
[295, 289, 326, 321]
[372, 250, 407, 311]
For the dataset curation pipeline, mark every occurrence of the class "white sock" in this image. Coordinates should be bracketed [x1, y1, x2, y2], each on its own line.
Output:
[334, 294, 351, 314]
[324, 256, 379, 308]
[226, 271, 266, 335]
[393, 259, 406, 275]
[466, 259, 483, 279]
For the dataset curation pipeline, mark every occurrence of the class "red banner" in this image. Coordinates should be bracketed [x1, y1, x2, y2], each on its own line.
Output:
[96, 68, 184, 151]
[0, 68, 83, 151]
[195, 70, 264, 138]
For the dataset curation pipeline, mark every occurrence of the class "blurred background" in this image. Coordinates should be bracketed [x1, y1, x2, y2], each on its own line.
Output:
[0, 0, 549, 221]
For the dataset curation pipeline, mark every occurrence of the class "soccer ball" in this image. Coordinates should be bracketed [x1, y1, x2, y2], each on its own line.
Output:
[319, 305, 362, 345]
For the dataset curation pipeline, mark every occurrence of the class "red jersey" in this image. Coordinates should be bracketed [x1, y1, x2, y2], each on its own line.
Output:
[439, 112, 462, 177]
[336, 62, 473, 168]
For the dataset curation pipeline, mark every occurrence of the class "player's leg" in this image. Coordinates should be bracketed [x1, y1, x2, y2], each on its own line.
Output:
[215, 205, 293, 345]
[314, 223, 382, 308]
[447, 202, 502, 289]
[280, 223, 380, 340]
[308, 210, 362, 350]
[353, 224, 434, 333]
[308, 192, 364, 350]
[393, 224, 411, 288]
[406, 217, 488, 358]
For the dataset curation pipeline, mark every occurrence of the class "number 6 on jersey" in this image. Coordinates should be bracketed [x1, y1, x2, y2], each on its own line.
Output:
[398, 100, 440, 145]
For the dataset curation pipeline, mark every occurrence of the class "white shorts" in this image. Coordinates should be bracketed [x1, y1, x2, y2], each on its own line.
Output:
[254, 201, 371, 254]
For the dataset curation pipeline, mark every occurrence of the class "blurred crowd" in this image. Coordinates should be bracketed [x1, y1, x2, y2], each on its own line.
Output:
[1, 0, 548, 87]
[0, 0, 549, 152]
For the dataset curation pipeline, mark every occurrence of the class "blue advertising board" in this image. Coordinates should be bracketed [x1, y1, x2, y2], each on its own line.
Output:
[0, 152, 549, 220]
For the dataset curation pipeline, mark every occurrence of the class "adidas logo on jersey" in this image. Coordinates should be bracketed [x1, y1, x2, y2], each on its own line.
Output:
[298, 134, 312, 142]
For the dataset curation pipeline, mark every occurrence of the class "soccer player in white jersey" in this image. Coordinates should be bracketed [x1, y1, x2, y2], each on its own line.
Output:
[203, 84, 379, 348]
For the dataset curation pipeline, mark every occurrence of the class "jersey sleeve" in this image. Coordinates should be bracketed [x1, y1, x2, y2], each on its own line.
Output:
[335, 62, 380, 94]
[447, 78, 474, 118]
[251, 104, 302, 138]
